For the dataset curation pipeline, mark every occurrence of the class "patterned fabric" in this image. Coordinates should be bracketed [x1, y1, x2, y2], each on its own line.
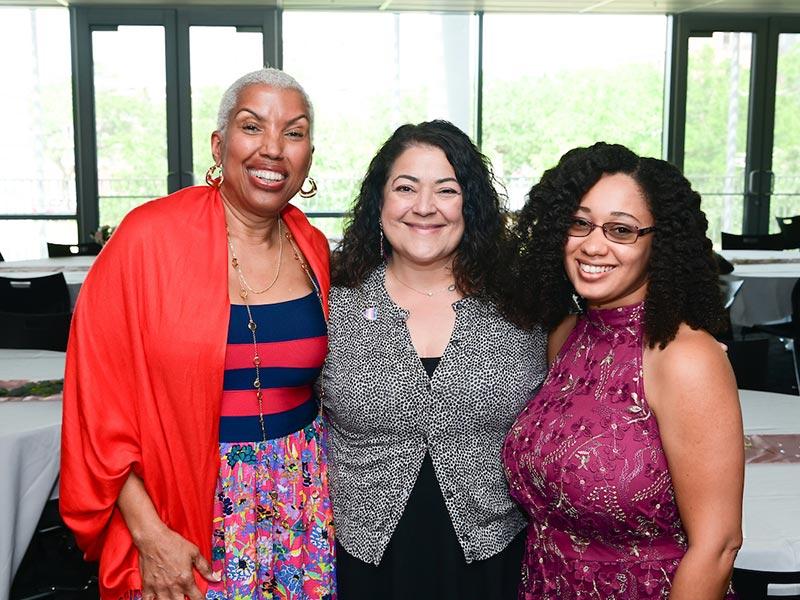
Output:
[322, 264, 548, 565]
[206, 418, 335, 600]
[206, 295, 336, 600]
[221, 295, 328, 442]
[502, 302, 737, 599]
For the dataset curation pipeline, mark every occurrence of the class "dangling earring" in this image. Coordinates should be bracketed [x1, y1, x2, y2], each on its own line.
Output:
[379, 220, 386, 260]
[205, 163, 223, 188]
[299, 177, 317, 198]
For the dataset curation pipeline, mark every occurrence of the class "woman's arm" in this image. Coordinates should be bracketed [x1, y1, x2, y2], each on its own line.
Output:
[118, 472, 218, 600]
[644, 325, 744, 600]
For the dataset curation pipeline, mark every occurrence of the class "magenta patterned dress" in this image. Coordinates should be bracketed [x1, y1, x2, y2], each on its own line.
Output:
[502, 303, 736, 599]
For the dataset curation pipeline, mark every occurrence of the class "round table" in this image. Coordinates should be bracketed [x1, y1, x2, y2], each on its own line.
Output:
[737, 389, 800, 595]
[0, 349, 65, 600]
[721, 250, 800, 327]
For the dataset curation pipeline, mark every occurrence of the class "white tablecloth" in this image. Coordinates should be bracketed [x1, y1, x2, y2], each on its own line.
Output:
[0, 256, 94, 310]
[737, 389, 800, 594]
[0, 349, 65, 600]
[721, 250, 800, 326]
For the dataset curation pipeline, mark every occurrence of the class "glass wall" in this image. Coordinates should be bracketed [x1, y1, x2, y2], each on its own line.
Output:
[283, 11, 478, 239]
[482, 14, 667, 210]
[92, 26, 169, 226]
[684, 32, 752, 244]
[0, 7, 75, 259]
[771, 32, 800, 230]
[190, 26, 264, 184]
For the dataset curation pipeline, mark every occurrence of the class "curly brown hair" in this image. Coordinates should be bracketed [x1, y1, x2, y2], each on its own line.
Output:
[331, 120, 510, 299]
[501, 142, 727, 349]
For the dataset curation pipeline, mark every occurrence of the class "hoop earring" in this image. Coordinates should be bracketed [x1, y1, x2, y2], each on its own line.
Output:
[379, 220, 386, 260]
[205, 163, 223, 188]
[299, 177, 317, 198]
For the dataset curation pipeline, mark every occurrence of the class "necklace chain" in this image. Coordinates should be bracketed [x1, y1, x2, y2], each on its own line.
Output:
[388, 267, 456, 298]
[228, 220, 284, 296]
[226, 221, 325, 441]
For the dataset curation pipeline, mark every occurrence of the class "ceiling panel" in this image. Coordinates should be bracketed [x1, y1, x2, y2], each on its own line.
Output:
[2, 0, 799, 13]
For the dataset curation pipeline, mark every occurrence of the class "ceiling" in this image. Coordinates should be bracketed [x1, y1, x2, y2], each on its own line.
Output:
[3, 0, 800, 14]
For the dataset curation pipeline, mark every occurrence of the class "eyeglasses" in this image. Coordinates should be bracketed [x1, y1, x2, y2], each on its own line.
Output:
[568, 217, 655, 245]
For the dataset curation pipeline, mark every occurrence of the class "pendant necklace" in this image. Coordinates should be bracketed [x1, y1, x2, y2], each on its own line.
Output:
[227, 219, 326, 441]
[388, 267, 456, 298]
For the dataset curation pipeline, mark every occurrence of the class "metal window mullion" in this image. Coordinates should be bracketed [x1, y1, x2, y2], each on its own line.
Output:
[70, 7, 99, 243]
[743, 19, 773, 234]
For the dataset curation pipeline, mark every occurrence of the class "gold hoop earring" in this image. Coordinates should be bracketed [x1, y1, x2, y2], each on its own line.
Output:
[299, 177, 317, 198]
[205, 163, 223, 188]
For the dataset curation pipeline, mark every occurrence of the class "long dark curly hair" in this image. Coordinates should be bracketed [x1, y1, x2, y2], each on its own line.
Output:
[331, 120, 509, 298]
[502, 141, 727, 349]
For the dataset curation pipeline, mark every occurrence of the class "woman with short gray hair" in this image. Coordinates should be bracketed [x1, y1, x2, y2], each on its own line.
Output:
[61, 67, 336, 600]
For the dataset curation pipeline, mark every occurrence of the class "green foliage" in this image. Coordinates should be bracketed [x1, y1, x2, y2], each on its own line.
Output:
[33, 34, 800, 241]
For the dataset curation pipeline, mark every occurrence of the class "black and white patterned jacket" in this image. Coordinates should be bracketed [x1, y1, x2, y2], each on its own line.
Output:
[321, 264, 547, 565]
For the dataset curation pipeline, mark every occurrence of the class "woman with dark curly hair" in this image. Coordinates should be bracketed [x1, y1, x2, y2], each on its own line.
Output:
[321, 120, 547, 599]
[501, 142, 743, 600]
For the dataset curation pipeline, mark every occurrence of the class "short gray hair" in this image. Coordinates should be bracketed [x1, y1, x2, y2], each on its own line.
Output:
[216, 67, 314, 137]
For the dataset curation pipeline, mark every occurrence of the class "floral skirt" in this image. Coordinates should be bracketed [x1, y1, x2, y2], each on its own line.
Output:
[206, 416, 337, 600]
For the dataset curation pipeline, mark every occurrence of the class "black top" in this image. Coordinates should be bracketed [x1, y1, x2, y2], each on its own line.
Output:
[336, 354, 524, 600]
[420, 356, 441, 379]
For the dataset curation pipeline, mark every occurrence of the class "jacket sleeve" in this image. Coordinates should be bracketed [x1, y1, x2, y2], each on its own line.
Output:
[60, 214, 146, 560]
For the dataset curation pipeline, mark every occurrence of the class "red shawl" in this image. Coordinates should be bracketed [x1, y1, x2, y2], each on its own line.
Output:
[60, 186, 330, 599]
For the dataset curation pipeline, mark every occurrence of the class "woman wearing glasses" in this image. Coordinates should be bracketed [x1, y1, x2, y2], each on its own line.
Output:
[501, 142, 743, 599]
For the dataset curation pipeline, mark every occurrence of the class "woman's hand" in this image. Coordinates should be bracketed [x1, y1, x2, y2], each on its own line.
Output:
[134, 523, 216, 600]
[118, 472, 219, 600]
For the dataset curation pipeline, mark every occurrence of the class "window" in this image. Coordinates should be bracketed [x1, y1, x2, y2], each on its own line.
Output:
[0, 7, 75, 259]
[771, 32, 800, 230]
[283, 11, 478, 238]
[482, 14, 667, 210]
[683, 31, 752, 244]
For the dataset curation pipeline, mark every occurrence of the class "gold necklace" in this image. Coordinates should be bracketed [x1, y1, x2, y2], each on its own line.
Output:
[228, 220, 284, 295]
[226, 223, 327, 442]
[388, 267, 456, 298]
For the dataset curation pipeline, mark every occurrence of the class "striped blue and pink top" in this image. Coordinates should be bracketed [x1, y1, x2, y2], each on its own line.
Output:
[220, 291, 327, 443]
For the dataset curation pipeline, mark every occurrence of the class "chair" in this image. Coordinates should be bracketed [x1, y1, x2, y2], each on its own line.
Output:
[741, 278, 800, 394]
[732, 567, 800, 599]
[719, 276, 745, 310]
[721, 232, 788, 251]
[10, 499, 98, 600]
[0, 311, 72, 351]
[725, 337, 771, 391]
[777, 215, 800, 249]
[715, 251, 735, 274]
[0, 273, 71, 314]
[46, 241, 101, 257]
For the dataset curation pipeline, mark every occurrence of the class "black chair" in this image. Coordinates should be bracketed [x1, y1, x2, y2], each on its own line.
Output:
[741, 278, 800, 394]
[46, 241, 102, 257]
[0, 311, 71, 351]
[721, 232, 788, 251]
[10, 499, 98, 600]
[725, 337, 771, 391]
[719, 276, 745, 310]
[0, 273, 71, 314]
[777, 215, 800, 249]
[732, 567, 800, 599]
[715, 251, 735, 274]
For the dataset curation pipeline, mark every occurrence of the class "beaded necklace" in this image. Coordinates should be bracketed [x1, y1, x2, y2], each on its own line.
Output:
[227, 221, 324, 442]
